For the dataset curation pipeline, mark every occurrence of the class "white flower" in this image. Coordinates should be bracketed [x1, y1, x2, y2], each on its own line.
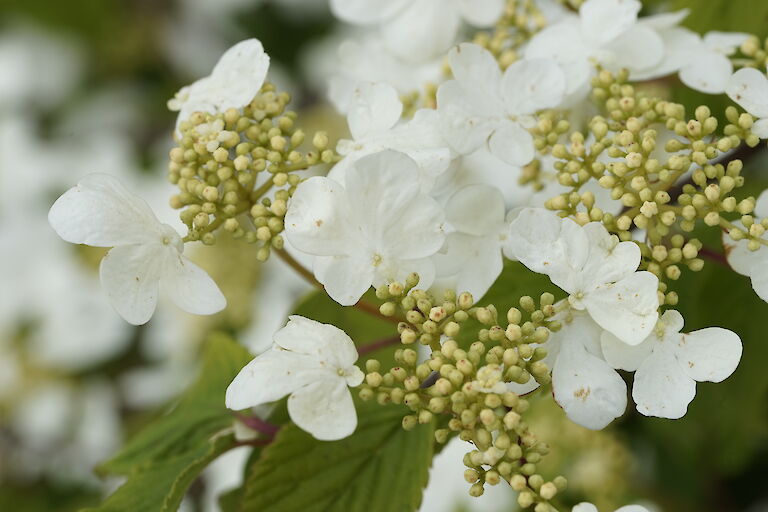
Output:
[726, 67, 768, 138]
[167, 39, 270, 126]
[525, 0, 664, 95]
[437, 43, 566, 166]
[285, 150, 446, 306]
[469, 364, 508, 394]
[602, 310, 742, 419]
[433, 184, 508, 300]
[505, 208, 659, 345]
[573, 503, 650, 512]
[550, 311, 627, 430]
[330, 0, 505, 63]
[48, 173, 226, 325]
[226, 316, 365, 441]
[724, 191, 768, 299]
[329, 81, 451, 192]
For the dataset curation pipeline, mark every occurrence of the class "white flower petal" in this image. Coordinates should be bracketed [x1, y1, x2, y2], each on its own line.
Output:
[446, 184, 506, 237]
[225, 349, 326, 410]
[580, 222, 640, 284]
[207, 39, 270, 109]
[314, 254, 376, 307]
[583, 271, 659, 345]
[159, 250, 226, 316]
[724, 238, 759, 277]
[630, 27, 699, 81]
[347, 82, 403, 140]
[525, 21, 591, 95]
[329, 0, 407, 23]
[680, 52, 733, 94]
[572, 504, 599, 512]
[437, 80, 499, 154]
[726, 68, 768, 118]
[99, 244, 163, 325]
[447, 43, 504, 115]
[580, 0, 641, 46]
[674, 328, 742, 383]
[382, 0, 461, 62]
[703, 31, 750, 55]
[458, 0, 505, 26]
[284, 177, 356, 256]
[288, 378, 358, 440]
[488, 120, 535, 167]
[454, 236, 504, 300]
[552, 330, 627, 430]
[607, 25, 665, 77]
[501, 58, 566, 115]
[632, 348, 695, 419]
[48, 173, 160, 247]
[601, 330, 653, 371]
[274, 316, 359, 370]
[751, 118, 768, 139]
[639, 9, 689, 30]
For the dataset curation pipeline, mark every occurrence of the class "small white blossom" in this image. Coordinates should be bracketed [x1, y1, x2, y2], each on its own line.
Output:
[602, 310, 742, 419]
[285, 150, 446, 306]
[525, 0, 664, 95]
[433, 184, 508, 300]
[329, 81, 451, 192]
[330, 0, 504, 63]
[226, 316, 365, 441]
[48, 173, 226, 325]
[726, 67, 768, 138]
[167, 38, 270, 126]
[505, 208, 659, 345]
[724, 191, 768, 300]
[437, 43, 565, 166]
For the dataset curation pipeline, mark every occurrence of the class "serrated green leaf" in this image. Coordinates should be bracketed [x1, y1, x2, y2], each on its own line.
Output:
[241, 402, 435, 512]
[100, 333, 252, 475]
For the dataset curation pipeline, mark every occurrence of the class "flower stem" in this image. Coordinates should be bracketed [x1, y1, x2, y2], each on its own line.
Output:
[358, 335, 401, 356]
[234, 412, 280, 438]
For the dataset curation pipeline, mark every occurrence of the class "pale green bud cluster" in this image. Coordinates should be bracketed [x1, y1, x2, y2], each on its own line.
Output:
[167, 82, 337, 259]
[735, 35, 768, 72]
[471, 0, 549, 69]
[361, 286, 565, 507]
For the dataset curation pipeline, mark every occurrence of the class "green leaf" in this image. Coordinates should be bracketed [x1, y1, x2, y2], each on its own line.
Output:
[86, 333, 253, 511]
[241, 402, 435, 512]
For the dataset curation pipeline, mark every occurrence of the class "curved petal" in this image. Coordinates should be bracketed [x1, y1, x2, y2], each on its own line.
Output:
[382, 0, 461, 63]
[724, 238, 760, 277]
[703, 31, 750, 55]
[552, 333, 627, 430]
[447, 43, 504, 115]
[583, 271, 659, 345]
[437, 80, 499, 154]
[631, 27, 699, 81]
[314, 254, 375, 307]
[225, 349, 327, 410]
[274, 315, 359, 369]
[726, 68, 768, 118]
[458, 0, 504, 26]
[680, 51, 733, 94]
[99, 244, 162, 325]
[600, 330, 653, 371]
[751, 118, 768, 139]
[284, 177, 355, 257]
[288, 378, 358, 440]
[572, 504, 599, 512]
[580, 222, 640, 285]
[607, 25, 665, 77]
[159, 250, 226, 316]
[207, 39, 270, 109]
[488, 120, 535, 167]
[329, 0, 407, 24]
[454, 236, 504, 301]
[580, 0, 640, 46]
[49, 173, 160, 247]
[501, 58, 566, 115]
[632, 349, 695, 419]
[347, 81, 403, 139]
[525, 21, 591, 95]
[446, 184, 506, 236]
[674, 328, 742, 383]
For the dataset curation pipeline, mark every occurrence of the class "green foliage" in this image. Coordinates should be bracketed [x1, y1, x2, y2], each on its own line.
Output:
[84, 334, 253, 512]
[240, 402, 436, 512]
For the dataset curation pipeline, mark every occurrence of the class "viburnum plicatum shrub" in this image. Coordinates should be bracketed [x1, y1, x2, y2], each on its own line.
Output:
[47, 0, 768, 510]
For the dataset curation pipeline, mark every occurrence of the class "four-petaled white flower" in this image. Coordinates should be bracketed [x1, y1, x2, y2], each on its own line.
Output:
[437, 43, 566, 167]
[602, 310, 742, 419]
[726, 67, 768, 138]
[329, 81, 451, 192]
[167, 38, 270, 127]
[433, 184, 508, 301]
[573, 503, 650, 512]
[226, 315, 364, 441]
[526, 0, 664, 96]
[48, 174, 226, 325]
[285, 150, 446, 306]
[505, 208, 659, 345]
[330, 0, 505, 63]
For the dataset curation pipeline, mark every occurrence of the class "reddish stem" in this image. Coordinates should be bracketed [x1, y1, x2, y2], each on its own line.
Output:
[358, 335, 401, 356]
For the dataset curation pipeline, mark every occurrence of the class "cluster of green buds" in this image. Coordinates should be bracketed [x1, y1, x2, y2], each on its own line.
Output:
[471, 0, 548, 68]
[167, 82, 337, 260]
[730, 34, 768, 71]
[532, 69, 762, 305]
[361, 283, 566, 509]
